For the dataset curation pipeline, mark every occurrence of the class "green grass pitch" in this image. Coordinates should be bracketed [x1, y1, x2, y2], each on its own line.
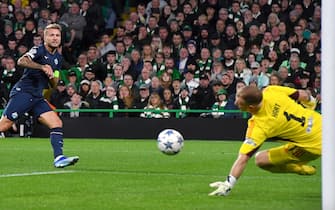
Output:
[0, 138, 320, 210]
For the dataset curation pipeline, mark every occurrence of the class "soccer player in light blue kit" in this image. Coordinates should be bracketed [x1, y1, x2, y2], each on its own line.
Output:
[0, 23, 79, 168]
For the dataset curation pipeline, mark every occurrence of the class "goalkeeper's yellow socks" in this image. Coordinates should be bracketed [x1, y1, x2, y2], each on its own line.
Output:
[278, 163, 316, 175]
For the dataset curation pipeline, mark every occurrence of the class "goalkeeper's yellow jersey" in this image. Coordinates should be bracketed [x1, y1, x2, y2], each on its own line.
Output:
[239, 86, 322, 156]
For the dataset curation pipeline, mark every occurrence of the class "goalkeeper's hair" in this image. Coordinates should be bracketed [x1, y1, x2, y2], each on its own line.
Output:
[239, 86, 263, 105]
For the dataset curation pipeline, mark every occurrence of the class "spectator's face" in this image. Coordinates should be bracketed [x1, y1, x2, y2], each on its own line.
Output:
[165, 59, 174, 68]
[149, 94, 161, 106]
[179, 48, 188, 59]
[85, 71, 95, 80]
[231, 3, 240, 13]
[7, 41, 17, 50]
[119, 86, 130, 98]
[141, 69, 151, 79]
[172, 34, 182, 45]
[78, 54, 88, 65]
[70, 3, 80, 15]
[172, 80, 181, 89]
[123, 76, 133, 86]
[221, 75, 231, 85]
[148, 17, 157, 28]
[104, 76, 113, 87]
[106, 54, 116, 63]
[163, 89, 172, 100]
[15, 30, 24, 40]
[279, 67, 288, 79]
[71, 93, 82, 105]
[0, 3, 9, 15]
[183, 4, 192, 14]
[268, 51, 278, 61]
[67, 86, 76, 96]
[131, 50, 140, 61]
[159, 28, 169, 39]
[270, 75, 281, 85]
[289, 57, 300, 69]
[5, 58, 15, 70]
[90, 81, 101, 93]
[200, 48, 210, 60]
[236, 82, 246, 92]
[114, 66, 123, 77]
[116, 43, 125, 53]
[140, 88, 150, 97]
[81, 1, 89, 11]
[223, 49, 234, 60]
[137, 5, 145, 15]
[249, 25, 259, 37]
[101, 34, 111, 44]
[106, 87, 116, 98]
[216, 19, 225, 32]
[143, 62, 153, 71]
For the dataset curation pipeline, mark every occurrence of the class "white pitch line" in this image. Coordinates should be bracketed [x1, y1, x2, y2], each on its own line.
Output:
[0, 170, 76, 178]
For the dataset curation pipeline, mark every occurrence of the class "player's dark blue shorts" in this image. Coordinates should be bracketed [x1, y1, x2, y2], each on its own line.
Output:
[3, 92, 53, 121]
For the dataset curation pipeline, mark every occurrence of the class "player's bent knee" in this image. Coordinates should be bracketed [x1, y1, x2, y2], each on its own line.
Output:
[0, 116, 14, 131]
[255, 151, 271, 168]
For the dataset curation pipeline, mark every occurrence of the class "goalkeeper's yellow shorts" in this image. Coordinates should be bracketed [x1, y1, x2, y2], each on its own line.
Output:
[268, 143, 320, 165]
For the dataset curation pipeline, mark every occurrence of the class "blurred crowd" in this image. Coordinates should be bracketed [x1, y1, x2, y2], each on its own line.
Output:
[0, 0, 322, 119]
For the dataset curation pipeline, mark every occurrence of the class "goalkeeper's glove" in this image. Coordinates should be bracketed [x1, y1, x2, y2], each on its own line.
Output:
[208, 175, 236, 196]
[300, 95, 317, 110]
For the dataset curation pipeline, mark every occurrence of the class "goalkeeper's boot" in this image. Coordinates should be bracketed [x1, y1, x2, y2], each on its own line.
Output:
[298, 165, 316, 175]
[54, 155, 79, 168]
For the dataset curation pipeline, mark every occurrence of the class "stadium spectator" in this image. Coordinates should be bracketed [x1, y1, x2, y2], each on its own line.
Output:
[60, 2, 86, 56]
[50, 80, 68, 109]
[173, 85, 191, 118]
[86, 79, 103, 113]
[223, 80, 246, 119]
[62, 91, 90, 118]
[201, 88, 228, 118]
[97, 32, 116, 58]
[81, 0, 105, 50]
[117, 84, 135, 117]
[140, 91, 170, 118]
[133, 83, 150, 115]
[190, 74, 213, 110]
[98, 85, 119, 116]
[78, 79, 90, 100]
[1, 56, 23, 100]
[162, 88, 174, 110]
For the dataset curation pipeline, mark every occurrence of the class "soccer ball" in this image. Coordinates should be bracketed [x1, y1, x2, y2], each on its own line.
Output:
[157, 129, 184, 155]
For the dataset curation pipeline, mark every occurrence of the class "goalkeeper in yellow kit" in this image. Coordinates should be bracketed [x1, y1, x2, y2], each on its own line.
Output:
[209, 85, 321, 196]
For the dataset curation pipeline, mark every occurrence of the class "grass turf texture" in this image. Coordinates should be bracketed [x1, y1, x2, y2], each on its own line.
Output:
[0, 139, 320, 210]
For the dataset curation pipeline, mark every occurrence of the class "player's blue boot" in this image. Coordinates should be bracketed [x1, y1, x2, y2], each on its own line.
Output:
[54, 155, 79, 168]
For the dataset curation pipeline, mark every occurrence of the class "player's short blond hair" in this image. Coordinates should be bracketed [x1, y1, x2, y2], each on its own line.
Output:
[44, 23, 62, 36]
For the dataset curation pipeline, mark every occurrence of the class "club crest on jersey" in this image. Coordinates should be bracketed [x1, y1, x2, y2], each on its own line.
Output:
[11, 112, 18, 120]
[54, 58, 58, 65]
[244, 138, 257, 146]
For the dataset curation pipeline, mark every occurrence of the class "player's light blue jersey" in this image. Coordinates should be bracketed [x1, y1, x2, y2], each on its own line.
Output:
[10, 45, 62, 98]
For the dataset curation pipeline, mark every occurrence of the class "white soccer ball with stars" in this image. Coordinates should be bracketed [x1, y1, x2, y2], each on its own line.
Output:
[157, 129, 184, 155]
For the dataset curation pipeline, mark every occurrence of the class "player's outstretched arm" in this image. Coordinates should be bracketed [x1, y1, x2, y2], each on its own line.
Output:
[209, 153, 250, 196]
